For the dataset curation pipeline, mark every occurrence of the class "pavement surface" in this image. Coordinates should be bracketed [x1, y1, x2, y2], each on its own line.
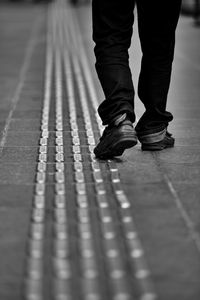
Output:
[0, 1, 200, 300]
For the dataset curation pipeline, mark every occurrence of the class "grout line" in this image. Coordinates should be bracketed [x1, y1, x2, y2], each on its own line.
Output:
[152, 152, 200, 255]
[164, 174, 200, 253]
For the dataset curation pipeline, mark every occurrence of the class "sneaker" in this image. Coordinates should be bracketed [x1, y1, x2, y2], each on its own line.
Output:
[139, 129, 175, 151]
[94, 113, 137, 159]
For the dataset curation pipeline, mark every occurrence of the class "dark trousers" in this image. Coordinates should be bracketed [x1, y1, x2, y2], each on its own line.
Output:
[92, 0, 182, 135]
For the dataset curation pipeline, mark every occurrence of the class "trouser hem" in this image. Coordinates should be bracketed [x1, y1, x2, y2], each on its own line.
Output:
[137, 128, 167, 144]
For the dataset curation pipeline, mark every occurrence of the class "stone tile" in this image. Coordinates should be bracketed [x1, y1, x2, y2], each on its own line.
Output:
[116, 148, 163, 184]
[0, 184, 34, 207]
[171, 128, 200, 138]
[156, 147, 200, 164]
[169, 119, 200, 131]
[121, 182, 200, 300]
[0, 162, 36, 184]
[0, 121, 6, 132]
[12, 110, 42, 119]
[122, 181, 173, 208]
[4, 132, 40, 147]
[0, 147, 38, 163]
[9, 119, 41, 131]
[0, 110, 10, 120]
[174, 137, 200, 147]
[0, 282, 21, 300]
[172, 182, 200, 230]
[15, 101, 43, 111]
[0, 207, 30, 297]
[0, 3, 46, 300]
[156, 161, 200, 183]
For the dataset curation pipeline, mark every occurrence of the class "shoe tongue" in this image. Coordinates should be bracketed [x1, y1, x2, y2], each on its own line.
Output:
[114, 113, 127, 126]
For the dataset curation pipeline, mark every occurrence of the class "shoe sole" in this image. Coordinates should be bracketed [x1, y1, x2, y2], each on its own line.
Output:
[141, 141, 174, 151]
[95, 136, 137, 159]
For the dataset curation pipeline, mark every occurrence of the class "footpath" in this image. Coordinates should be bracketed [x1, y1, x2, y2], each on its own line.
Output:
[0, 1, 200, 300]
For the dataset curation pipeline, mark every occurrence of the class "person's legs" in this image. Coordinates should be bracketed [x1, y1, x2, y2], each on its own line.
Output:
[92, 0, 138, 158]
[92, 0, 136, 125]
[135, 0, 182, 147]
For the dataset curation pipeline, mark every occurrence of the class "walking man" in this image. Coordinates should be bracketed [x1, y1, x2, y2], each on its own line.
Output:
[92, 0, 182, 159]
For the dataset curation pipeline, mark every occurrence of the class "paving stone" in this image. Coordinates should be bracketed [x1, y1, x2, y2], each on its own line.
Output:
[12, 110, 42, 120]
[0, 162, 36, 184]
[4, 132, 41, 147]
[169, 118, 200, 131]
[171, 182, 200, 230]
[0, 184, 34, 207]
[0, 121, 6, 132]
[16, 101, 43, 111]
[121, 182, 200, 300]
[174, 136, 200, 147]
[158, 162, 200, 183]
[9, 119, 41, 131]
[171, 128, 200, 138]
[0, 207, 30, 299]
[0, 147, 38, 163]
[116, 149, 163, 184]
[0, 282, 22, 300]
[155, 147, 200, 164]
[0, 110, 11, 120]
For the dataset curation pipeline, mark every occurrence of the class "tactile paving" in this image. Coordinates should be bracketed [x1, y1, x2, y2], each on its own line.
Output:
[24, 1, 157, 299]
